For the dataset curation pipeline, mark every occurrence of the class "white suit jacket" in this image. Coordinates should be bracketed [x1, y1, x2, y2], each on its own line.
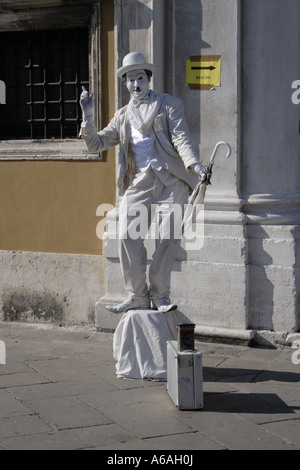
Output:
[80, 93, 200, 195]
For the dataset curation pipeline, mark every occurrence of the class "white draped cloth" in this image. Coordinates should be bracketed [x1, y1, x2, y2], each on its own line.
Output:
[113, 309, 188, 381]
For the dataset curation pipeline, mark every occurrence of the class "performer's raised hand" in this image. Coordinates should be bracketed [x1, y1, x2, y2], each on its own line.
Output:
[80, 86, 94, 119]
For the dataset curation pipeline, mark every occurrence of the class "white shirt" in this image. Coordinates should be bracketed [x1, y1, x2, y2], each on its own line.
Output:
[129, 125, 162, 173]
[129, 125, 180, 187]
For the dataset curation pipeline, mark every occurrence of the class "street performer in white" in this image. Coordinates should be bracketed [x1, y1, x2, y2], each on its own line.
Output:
[80, 52, 205, 314]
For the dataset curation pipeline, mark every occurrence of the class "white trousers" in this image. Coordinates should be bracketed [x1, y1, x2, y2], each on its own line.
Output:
[118, 168, 189, 300]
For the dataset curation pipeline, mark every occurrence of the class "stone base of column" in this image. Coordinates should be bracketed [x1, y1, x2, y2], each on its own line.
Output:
[95, 297, 126, 332]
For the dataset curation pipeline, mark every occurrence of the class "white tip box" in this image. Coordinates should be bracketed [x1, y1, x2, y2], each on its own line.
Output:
[167, 340, 203, 410]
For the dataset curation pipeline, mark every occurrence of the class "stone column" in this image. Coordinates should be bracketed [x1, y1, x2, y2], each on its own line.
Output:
[241, 0, 300, 334]
[168, 0, 248, 332]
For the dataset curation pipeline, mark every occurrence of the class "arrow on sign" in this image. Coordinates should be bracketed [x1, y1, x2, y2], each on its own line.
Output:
[192, 66, 216, 71]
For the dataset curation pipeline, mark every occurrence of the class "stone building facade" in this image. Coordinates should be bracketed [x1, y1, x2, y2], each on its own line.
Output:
[0, 0, 299, 344]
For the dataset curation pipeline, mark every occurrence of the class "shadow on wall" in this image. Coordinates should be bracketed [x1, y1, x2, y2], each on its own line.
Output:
[292, 226, 300, 332]
[248, 225, 300, 332]
[248, 226, 274, 331]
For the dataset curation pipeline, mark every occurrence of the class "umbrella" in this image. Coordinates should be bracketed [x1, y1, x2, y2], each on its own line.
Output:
[183, 141, 231, 228]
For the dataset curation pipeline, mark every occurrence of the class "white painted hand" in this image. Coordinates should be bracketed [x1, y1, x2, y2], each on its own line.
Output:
[80, 86, 94, 119]
[191, 162, 206, 180]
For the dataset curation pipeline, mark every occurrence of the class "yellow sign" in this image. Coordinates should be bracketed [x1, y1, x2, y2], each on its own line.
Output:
[186, 55, 221, 90]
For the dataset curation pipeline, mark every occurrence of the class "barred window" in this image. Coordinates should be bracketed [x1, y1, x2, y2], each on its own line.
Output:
[0, 28, 89, 140]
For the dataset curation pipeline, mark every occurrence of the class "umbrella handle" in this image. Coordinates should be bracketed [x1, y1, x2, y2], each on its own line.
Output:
[209, 141, 231, 165]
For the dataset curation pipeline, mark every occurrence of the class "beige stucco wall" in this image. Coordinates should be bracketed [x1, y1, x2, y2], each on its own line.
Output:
[0, 159, 115, 255]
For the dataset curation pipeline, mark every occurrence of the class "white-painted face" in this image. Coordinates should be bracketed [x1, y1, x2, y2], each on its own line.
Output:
[125, 69, 150, 101]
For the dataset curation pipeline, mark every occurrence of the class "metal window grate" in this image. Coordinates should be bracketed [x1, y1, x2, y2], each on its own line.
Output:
[0, 28, 89, 140]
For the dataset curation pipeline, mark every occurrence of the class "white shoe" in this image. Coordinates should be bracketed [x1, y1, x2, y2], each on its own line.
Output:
[152, 297, 177, 313]
[105, 296, 150, 314]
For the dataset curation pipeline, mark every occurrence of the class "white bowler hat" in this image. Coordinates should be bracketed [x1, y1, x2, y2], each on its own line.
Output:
[117, 52, 154, 78]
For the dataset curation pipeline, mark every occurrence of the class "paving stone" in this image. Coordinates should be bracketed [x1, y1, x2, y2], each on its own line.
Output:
[257, 361, 300, 386]
[26, 396, 114, 430]
[1, 341, 61, 363]
[262, 419, 300, 448]
[112, 403, 196, 439]
[7, 376, 116, 403]
[203, 381, 240, 394]
[196, 341, 248, 358]
[88, 363, 164, 390]
[203, 363, 261, 383]
[0, 357, 32, 375]
[0, 371, 50, 389]
[0, 415, 52, 439]
[236, 381, 300, 406]
[214, 357, 271, 383]
[200, 390, 295, 423]
[239, 346, 284, 362]
[0, 389, 32, 418]
[79, 389, 195, 439]
[224, 382, 300, 424]
[179, 410, 297, 450]
[92, 431, 224, 450]
[276, 361, 300, 376]
[0, 423, 135, 450]
[79, 383, 169, 412]
[25, 358, 98, 382]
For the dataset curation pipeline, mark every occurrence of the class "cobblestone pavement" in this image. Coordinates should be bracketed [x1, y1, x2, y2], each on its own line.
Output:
[0, 321, 299, 451]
